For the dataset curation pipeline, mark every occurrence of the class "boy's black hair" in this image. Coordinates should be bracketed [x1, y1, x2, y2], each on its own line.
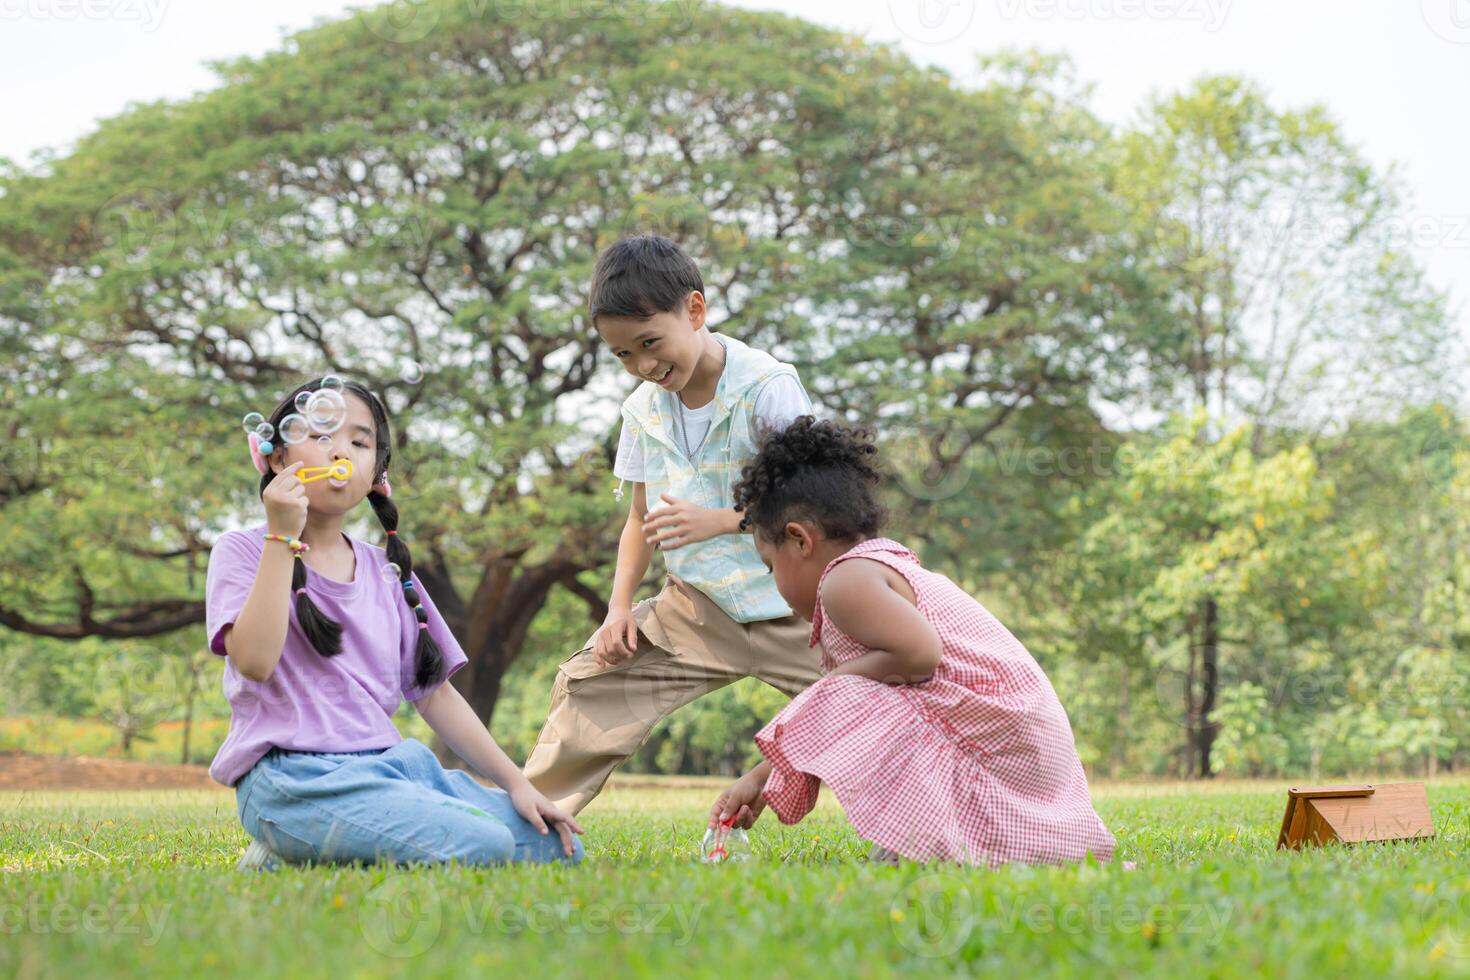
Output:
[587, 234, 704, 325]
[257, 379, 444, 691]
[732, 416, 889, 543]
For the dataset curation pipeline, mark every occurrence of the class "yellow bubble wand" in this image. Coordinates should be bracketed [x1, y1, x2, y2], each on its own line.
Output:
[297, 459, 353, 484]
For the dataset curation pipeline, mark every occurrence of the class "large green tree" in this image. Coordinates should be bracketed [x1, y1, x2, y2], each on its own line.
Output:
[1050, 416, 1386, 778]
[1120, 75, 1456, 430]
[0, 2, 1160, 737]
[1084, 76, 1459, 775]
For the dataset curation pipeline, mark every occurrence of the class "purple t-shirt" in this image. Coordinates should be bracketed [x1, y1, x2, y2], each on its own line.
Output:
[205, 525, 467, 786]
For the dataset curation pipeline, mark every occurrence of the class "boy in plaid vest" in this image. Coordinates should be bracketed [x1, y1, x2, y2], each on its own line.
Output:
[523, 235, 823, 813]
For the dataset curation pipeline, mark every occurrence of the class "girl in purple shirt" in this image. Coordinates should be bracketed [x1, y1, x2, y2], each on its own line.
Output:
[208, 378, 583, 869]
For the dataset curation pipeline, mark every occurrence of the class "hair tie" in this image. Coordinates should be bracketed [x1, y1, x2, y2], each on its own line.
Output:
[371, 476, 393, 498]
[294, 587, 307, 597]
[247, 432, 271, 476]
[417, 621, 428, 630]
[402, 580, 414, 590]
[385, 529, 398, 536]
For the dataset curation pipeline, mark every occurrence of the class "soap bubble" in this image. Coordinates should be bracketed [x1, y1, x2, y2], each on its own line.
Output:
[306, 389, 347, 434]
[379, 561, 402, 583]
[242, 411, 264, 433]
[316, 435, 334, 453]
[294, 390, 312, 413]
[254, 421, 275, 442]
[278, 414, 309, 445]
[401, 361, 424, 384]
[320, 374, 345, 392]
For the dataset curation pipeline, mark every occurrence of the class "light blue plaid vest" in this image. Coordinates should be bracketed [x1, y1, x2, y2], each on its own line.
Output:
[620, 334, 803, 623]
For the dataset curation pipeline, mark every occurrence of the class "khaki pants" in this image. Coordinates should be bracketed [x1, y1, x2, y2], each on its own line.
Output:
[523, 575, 824, 815]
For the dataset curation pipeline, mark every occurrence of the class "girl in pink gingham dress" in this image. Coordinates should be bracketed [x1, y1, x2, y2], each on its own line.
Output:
[709, 418, 1116, 867]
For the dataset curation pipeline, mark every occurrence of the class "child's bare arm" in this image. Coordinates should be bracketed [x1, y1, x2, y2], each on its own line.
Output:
[415, 680, 528, 790]
[224, 461, 308, 682]
[609, 483, 654, 610]
[596, 483, 655, 665]
[819, 559, 942, 684]
[711, 759, 773, 829]
[415, 681, 584, 855]
[222, 544, 296, 682]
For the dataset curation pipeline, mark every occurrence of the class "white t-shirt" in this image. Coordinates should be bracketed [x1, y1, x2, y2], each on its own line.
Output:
[613, 373, 812, 482]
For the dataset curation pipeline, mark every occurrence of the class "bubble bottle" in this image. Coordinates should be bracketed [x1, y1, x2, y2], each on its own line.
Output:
[701, 816, 751, 864]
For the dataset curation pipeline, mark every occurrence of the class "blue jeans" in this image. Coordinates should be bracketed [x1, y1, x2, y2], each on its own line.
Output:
[235, 738, 585, 867]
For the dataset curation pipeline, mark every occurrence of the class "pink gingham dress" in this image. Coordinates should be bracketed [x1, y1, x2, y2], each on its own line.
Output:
[755, 538, 1115, 866]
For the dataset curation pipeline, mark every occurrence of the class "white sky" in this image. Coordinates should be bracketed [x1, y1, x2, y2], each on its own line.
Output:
[2, 0, 1466, 345]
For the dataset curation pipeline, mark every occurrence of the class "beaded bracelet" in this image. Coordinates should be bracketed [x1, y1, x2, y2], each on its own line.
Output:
[263, 533, 310, 556]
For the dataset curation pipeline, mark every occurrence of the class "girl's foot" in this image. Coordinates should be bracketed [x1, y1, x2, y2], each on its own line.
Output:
[236, 838, 282, 872]
[868, 843, 902, 866]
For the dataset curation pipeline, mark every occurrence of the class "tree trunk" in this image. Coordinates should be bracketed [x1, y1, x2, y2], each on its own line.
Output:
[1183, 614, 1198, 778]
[1196, 594, 1221, 778]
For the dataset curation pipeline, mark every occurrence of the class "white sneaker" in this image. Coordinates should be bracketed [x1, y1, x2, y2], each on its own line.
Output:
[236, 838, 282, 872]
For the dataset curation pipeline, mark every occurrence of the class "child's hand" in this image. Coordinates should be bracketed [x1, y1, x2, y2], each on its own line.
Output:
[509, 784, 585, 858]
[709, 772, 767, 830]
[593, 605, 638, 667]
[262, 461, 309, 538]
[642, 494, 730, 550]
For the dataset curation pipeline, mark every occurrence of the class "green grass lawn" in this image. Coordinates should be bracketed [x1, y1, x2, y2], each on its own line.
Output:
[4, 776, 1470, 978]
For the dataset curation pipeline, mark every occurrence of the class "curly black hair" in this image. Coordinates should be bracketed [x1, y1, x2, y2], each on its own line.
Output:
[732, 416, 888, 542]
